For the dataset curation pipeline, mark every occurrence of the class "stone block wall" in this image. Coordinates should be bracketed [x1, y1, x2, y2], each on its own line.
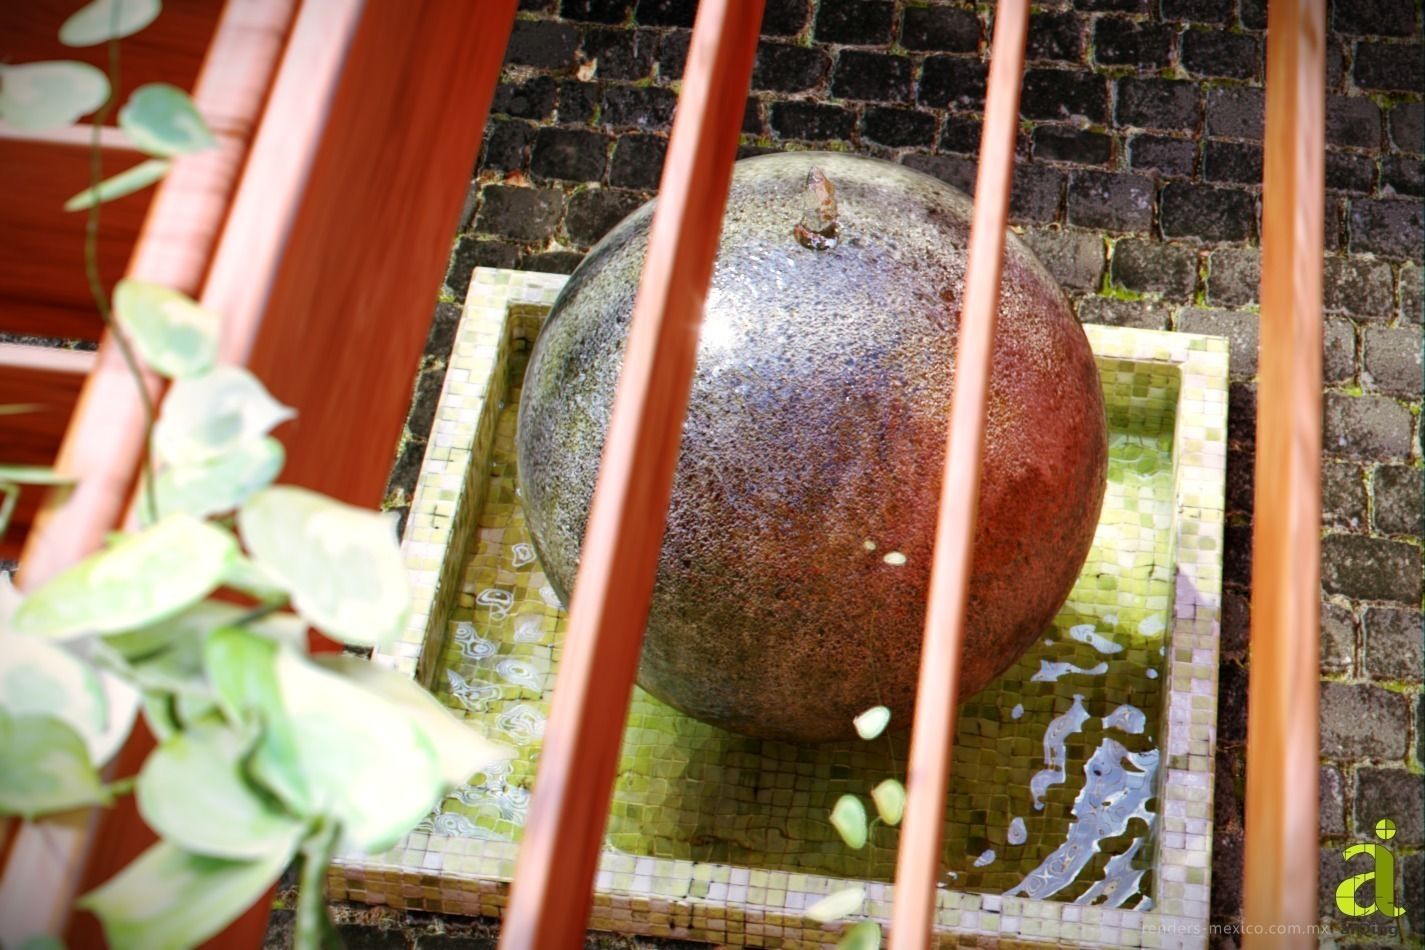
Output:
[368, 0, 1423, 944]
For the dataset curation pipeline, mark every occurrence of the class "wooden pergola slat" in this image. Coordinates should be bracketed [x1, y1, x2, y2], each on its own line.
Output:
[1242, 0, 1324, 942]
[499, 2, 765, 944]
[888, 1, 1029, 943]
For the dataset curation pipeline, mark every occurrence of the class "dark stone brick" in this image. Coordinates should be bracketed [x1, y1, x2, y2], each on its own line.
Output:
[1160, 183, 1256, 242]
[1210, 829, 1243, 922]
[742, 98, 763, 135]
[1111, 237, 1197, 298]
[939, 115, 983, 154]
[581, 27, 654, 80]
[770, 101, 855, 141]
[1363, 607, 1423, 683]
[1325, 150, 1375, 194]
[445, 237, 520, 296]
[1178, 308, 1257, 377]
[1390, 101, 1424, 153]
[1228, 382, 1255, 443]
[1160, 0, 1233, 22]
[1325, 35, 1346, 89]
[558, 80, 600, 124]
[1320, 764, 1347, 835]
[1323, 532, 1424, 603]
[1323, 256, 1394, 319]
[752, 42, 829, 93]
[1076, 296, 1174, 329]
[475, 185, 564, 242]
[405, 363, 445, 439]
[1321, 600, 1356, 673]
[1325, 95, 1382, 149]
[1021, 68, 1108, 123]
[1180, 29, 1259, 80]
[1028, 11, 1084, 63]
[1355, 42, 1425, 92]
[1324, 317, 1357, 384]
[1239, 0, 1265, 29]
[1320, 681, 1413, 760]
[1075, 0, 1147, 11]
[1128, 134, 1195, 177]
[1021, 228, 1105, 290]
[761, 0, 810, 36]
[1355, 769, 1423, 845]
[423, 301, 462, 363]
[1406, 852, 1425, 935]
[560, 0, 632, 22]
[901, 152, 976, 193]
[1033, 126, 1112, 165]
[861, 107, 936, 147]
[918, 56, 985, 110]
[655, 29, 689, 79]
[1350, 199, 1425, 260]
[565, 186, 645, 246]
[1375, 465, 1423, 536]
[900, 6, 980, 53]
[1066, 170, 1153, 231]
[600, 84, 677, 129]
[1333, 0, 1417, 35]
[1225, 520, 1252, 582]
[1217, 659, 1247, 743]
[1322, 461, 1367, 531]
[900, 155, 1063, 222]
[634, 0, 695, 26]
[504, 19, 580, 68]
[1203, 139, 1261, 184]
[1225, 442, 1253, 514]
[1402, 263, 1423, 325]
[831, 51, 913, 102]
[813, 0, 895, 45]
[530, 126, 609, 181]
[609, 133, 666, 189]
[493, 76, 558, 120]
[519, 250, 584, 274]
[1093, 18, 1173, 68]
[332, 922, 407, 949]
[482, 119, 535, 172]
[1207, 246, 1259, 307]
[1324, 392, 1415, 459]
[1220, 590, 1248, 656]
[1381, 154, 1424, 197]
[1116, 78, 1199, 132]
[1362, 325, 1424, 394]
[1204, 85, 1264, 140]
[1323, 194, 1345, 252]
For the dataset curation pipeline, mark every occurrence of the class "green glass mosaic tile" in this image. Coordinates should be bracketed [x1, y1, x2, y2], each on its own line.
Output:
[334, 270, 1230, 949]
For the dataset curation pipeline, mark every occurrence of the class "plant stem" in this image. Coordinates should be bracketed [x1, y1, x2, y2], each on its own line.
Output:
[103, 776, 136, 798]
[84, 32, 160, 525]
[232, 599, 289, 628]
[295, 819, 341, 950]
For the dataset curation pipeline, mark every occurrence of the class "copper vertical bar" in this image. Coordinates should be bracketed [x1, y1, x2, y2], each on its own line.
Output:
[498, 2, 763, 945]
[889, 1, 1028, 944]
[1242, 0, 1324, 942]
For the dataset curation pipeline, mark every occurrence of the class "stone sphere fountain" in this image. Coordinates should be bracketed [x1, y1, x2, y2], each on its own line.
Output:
[517, 152, 1107, 743]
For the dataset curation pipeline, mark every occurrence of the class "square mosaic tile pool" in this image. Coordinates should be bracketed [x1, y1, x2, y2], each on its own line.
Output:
[330, 268, 1229, 948]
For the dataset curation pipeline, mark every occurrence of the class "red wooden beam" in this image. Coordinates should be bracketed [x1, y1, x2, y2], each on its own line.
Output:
[888, 0, 1028, 944]
[499, 2, 764, 945]
[1242, 0, 1324, 942]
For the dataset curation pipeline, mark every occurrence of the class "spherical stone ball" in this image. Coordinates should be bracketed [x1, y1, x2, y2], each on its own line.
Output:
[516, 152, 1107, 743]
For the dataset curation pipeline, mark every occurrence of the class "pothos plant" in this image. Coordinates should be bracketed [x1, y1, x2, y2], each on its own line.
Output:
[0, 3, 511, 949]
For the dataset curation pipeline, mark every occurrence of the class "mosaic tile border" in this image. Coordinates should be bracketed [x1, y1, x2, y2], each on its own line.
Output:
[332, 268, 1229, 948]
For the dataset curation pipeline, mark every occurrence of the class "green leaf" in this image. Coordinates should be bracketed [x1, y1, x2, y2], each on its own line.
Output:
[112, 280, 219, 379]
[0, 61, 109, 131]
[11, 516, 236, 639]
[314, 655, 512, 787]
[239, 487, 410, 648]
[137, 722, 304, 860]
[0, 710, 108, 818]
[118, 83, 215, 157]
[77, 840, 290, 950]
[101, 599, 241, 663]
[837, 921, 882, 950]
[0, 634, 137, 766]
[219, 553, 288, 603]
[152, 437, 284, 521]
[830, 794, 867, 850]
[266, 649, 442, 851]
[152, 366, 294, 466]
[63, 158, 171, 212]
[853, 705, 890, 740]
[806, 886, 865, 923]
[18, 936, 67, 950]
[59, 0, 163, 46]
[870, 778, 905, 827]
[0, 466, 75, 486]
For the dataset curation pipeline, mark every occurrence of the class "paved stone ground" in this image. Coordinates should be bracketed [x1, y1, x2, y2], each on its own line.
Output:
[308, 0, 1423, 946]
